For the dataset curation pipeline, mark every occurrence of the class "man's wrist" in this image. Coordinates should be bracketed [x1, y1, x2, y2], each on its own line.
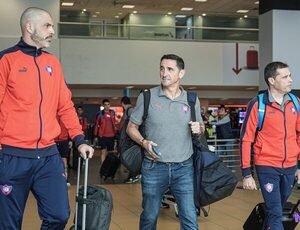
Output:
[139, 138, 146, 147]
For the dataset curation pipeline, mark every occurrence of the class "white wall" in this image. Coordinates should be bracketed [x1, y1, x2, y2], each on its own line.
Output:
[259, 10, 300, 90]
[60, 38, 259, 86]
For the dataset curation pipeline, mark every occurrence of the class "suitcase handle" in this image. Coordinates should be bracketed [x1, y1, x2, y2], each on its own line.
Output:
[74, 151, 90, 230]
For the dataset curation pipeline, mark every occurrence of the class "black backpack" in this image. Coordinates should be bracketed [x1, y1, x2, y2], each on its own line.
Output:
[118, 89, 151, 175]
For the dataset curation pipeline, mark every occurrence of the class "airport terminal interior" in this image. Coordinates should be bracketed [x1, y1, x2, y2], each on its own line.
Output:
[1, 0, 300, 229]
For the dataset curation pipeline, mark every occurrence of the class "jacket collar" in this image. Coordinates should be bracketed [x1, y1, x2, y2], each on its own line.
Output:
[17, 37, 43, 57]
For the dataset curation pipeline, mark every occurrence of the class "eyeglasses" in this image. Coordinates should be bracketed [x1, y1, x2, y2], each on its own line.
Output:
[104, 103, 110, 106]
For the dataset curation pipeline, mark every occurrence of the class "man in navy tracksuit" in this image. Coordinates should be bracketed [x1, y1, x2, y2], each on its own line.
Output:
[0, 7, 94, 229]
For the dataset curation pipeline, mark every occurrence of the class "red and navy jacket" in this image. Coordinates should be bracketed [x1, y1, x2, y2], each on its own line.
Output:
[55, 117, 69, 142]
[93, 110, 116, 137]
[240, 91, 300, 177]
[0, 38, 85, 158]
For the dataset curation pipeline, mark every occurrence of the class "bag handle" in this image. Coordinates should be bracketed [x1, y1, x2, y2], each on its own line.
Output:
[291, 199, 300, 215]
[187, 91, 197, 122]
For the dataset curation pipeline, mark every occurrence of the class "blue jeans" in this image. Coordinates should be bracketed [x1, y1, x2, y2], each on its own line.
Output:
[140, 158, 198, 230]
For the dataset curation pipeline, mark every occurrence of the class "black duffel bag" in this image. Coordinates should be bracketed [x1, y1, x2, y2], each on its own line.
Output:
[193, 138, 238, 207]
[187, 91, 238, 208]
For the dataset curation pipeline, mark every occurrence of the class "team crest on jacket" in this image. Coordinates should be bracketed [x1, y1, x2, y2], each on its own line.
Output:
[45, 65, 53, 76]
[1, 184, 13, 195]
[290, 107, 296, 115]
[264, 183, 273, 193]
[182, 105, 189, 113]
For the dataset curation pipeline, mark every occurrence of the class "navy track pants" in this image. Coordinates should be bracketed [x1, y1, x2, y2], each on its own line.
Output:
[0, 153, 70, 230]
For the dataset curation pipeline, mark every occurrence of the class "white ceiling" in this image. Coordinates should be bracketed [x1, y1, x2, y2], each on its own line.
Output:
[60, 0, 259, 20]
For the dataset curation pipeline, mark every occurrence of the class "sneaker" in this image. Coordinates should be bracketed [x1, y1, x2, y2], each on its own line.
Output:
[125, 176, 139, 184]
[160, 201, 170, 209]
[66, 181, 71, 187]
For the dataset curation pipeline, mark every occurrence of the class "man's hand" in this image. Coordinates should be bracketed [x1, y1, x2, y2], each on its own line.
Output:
[142, 140, 160, 160]
[68, 141, 73, 149]
[78, 144, 94, 159]
[296, 169, 300, 184]
[93, 137, 98, 146]
[189, 121, 205, 135]
[242, 175, 257, 190]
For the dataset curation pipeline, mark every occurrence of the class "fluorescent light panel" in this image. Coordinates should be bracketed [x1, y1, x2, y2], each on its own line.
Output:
[122, 5, 135, 9]
[181, 7, 193, 11]
[61, 2, 74, 6]
[237, 10, 249, 13]
[195, 0, 207, 2]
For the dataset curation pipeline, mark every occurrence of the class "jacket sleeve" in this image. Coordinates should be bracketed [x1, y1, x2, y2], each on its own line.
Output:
[240, 98, 259, 177]
[297, 98, 300, 162]
[0, 56, 8, 106]
[82, 117, 88, 131]
[93, 114, 100, 136]
[56, 63, 85, 147]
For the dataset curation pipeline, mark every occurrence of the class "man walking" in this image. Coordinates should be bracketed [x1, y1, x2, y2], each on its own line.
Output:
[127, 54, 204, 230]
[0, 7, 94, 229]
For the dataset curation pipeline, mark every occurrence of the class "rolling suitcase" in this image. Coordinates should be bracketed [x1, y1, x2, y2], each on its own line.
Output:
[243, 199, 300, 230]
[70, 154, 113, 230]
[100, 153, 120, 180]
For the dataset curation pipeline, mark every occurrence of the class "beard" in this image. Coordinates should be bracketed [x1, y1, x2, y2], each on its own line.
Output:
[31, 30, 51, 48]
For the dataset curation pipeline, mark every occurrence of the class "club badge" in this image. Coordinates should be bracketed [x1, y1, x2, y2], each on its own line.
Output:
[45, 65, 53, 76]
[264, 183, 273, 193]
[1, 184, 13, 196]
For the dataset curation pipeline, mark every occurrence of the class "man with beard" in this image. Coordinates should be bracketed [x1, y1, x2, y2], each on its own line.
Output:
[0, 7, 94, 229]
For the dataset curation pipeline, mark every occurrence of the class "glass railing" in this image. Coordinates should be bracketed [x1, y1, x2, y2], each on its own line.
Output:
[58, 22, 258, 42]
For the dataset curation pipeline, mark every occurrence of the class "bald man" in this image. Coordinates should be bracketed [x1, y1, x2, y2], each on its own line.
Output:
[0, 7, 94, 229]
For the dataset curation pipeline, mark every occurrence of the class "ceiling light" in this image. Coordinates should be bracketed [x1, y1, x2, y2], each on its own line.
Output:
[254, 1, 259, 4]
[95, 11, 100, 14]
[122, 5, 135, 9]
[167, 12, 172, 15]
[126, 86, 134, 89]
[181, 7, 193, 11]
[115, 15, 120, 18]
[61, 2, 74, 6]
[92, 15, 97, 18]
[83, 9, 87, 12]
[195, 0, 207, 2]
[118, 12, 123, 15]
[175, 15, 187, 18]
[237, 10, 249, 13]
[202, 13, 206, 16]
[244, 15, 248, 18]
[133, 11, 137, 13]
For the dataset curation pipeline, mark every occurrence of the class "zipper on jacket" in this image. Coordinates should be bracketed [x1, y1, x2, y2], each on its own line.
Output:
[282, 107, 287, 168]
[34, 51, 43, 158]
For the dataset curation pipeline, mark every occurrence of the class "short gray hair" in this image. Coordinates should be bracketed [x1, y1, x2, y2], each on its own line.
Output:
[20, 7, 51, 33]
